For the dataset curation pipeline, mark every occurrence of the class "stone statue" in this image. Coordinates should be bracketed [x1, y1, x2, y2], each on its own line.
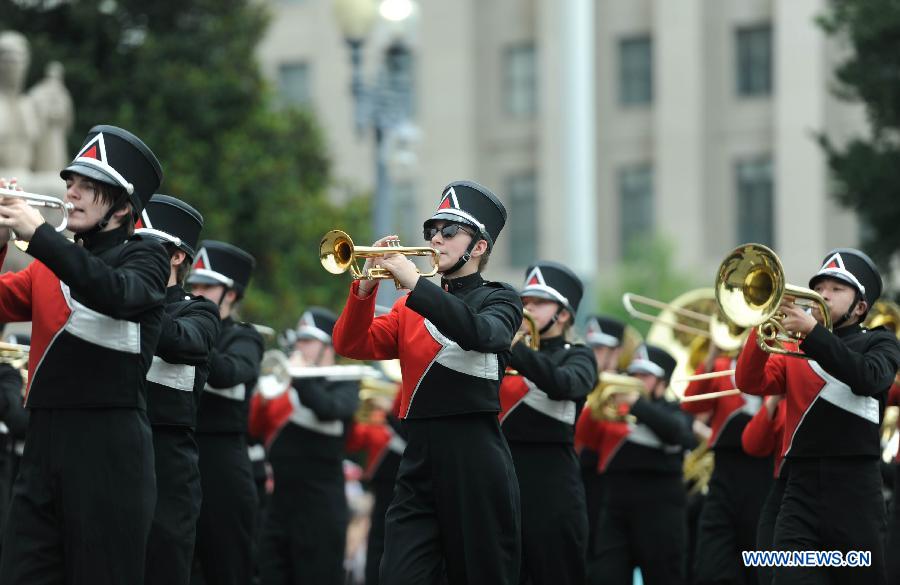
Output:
[0, 31, 74, 275]
[28, 61, 74, 173]
[0, 31, 41, 173]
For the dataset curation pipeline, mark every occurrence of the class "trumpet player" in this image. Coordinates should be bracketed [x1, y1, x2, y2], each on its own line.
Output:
[249, 307, 359, 585]
[0, 126, 168, 585]
[497, 261, 597, 585]
[587, 345, 696, 585]
[735, 249, 900, 585]
[187, 241, 265, 585]
[135, 195, 220, 585]
[332, 181, 523, 585]
[682, 344, 770, 585]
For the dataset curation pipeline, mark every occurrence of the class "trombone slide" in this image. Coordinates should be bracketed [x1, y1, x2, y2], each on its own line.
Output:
[679, 388, 742, 403]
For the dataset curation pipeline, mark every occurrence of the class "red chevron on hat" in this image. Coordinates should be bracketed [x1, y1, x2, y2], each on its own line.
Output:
[437, 186, 460, 211]
[524, 266, 545, 287]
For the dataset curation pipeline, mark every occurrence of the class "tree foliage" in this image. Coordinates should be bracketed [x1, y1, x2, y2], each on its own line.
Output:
[595, 236, 703, 338]
[818, 0, 900, 268]
[1, 0, 370, 332]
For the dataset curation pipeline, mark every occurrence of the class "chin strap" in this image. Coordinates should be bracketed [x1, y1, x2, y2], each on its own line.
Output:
[833, 290, 863, 329]
[539, 306, 564, 336]
[442, 237, 480, 277]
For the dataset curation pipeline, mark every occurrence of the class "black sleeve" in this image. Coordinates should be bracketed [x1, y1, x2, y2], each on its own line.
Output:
[509, 343, 598, 401]
[405, 279, 523, 353]
[206, 326, 265, 389]
[630, 398, 697, 449]
[156, 300, 221, 366]
[800, 325, 900, 396]
[26, 225, 169, 319]
[0, 364, 27, 435]
[293, 378, 360, 421]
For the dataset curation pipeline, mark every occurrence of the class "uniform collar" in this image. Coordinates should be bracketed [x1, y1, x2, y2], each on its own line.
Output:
[165, 284, 188, 303]
[834, 323, 863, 338]
[539, 335, 567, 351]
[441, 271, 484, 294]
[77, 224, 129, 254]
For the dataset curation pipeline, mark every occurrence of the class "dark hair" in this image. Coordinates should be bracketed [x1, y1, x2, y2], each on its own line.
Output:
[164, 244, 192, 285]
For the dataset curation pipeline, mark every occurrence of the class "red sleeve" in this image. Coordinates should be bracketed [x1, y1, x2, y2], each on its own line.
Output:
[574, 406, 597, 451]
[332, 281, 401, 361]
[0, 251, 35, 322]
[742, 401, 778, 457]
[735, 329, 788, 396]
[345, 422, 370, 454]
[247, 393, 269, 441]
[888, 382, 900, 407]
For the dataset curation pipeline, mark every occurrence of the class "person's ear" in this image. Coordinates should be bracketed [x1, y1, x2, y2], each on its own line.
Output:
[470, 238, 489, 258]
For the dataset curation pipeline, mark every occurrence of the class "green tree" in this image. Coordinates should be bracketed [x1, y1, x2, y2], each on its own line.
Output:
[594, 236, 704, 337]
[1, 0, 370, 332]
[818, 0, 900, 268]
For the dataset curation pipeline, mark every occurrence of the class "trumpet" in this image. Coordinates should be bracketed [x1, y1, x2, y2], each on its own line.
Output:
[0, 188, 75, 252]
[512, 308, 540, 351]
[320, 229, 439, 289]
[716, 243, 832, 359]
[585, 372, 647, 422]
[356, 376, 401, 423]
[0, 341, 28, 368]
[255, 349, 381, 400]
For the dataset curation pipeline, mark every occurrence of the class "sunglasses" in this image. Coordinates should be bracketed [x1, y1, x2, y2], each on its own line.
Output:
[423, 224, 473, 241]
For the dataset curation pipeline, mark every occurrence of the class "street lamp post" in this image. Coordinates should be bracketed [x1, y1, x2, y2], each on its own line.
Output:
[333, 0, 416, 241]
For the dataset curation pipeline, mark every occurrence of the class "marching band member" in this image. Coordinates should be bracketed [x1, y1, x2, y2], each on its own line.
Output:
[735, 248, 900, 584]
[188, 241, 265, 585]
[249, 307, 359, 585]
[136, 195, 220, 585]
[0, 328, 27, 558]
[343, 391, 404, 585]
[741, 394, 786, 585]
[575, 314, 626, 566]
[886, 381, 900, 584]
[682, 346, 770, 585]
[587, 344, 696, 585]
[0, 125, 167, 584]
[498, 261, 597, 584]
[332, 180, 523, 585]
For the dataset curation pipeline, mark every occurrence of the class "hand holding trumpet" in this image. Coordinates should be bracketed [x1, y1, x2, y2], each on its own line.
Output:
[0, 177, 47, 245]
[776, 296, 818, 338]
[355, 234, 420, 295]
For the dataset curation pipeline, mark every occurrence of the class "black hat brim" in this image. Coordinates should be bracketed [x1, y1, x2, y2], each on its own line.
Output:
[60, 163, 124, 191]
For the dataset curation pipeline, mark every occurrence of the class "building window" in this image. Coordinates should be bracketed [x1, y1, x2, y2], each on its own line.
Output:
[507, 173, 538, 267]
[736, 24, 772, 97]
[278, 61, 311, 107]
[618, 164, 654, 258]
[736, 156, 774, 246]
[503, 43, 537, 117]
[618, 35, 653, 106]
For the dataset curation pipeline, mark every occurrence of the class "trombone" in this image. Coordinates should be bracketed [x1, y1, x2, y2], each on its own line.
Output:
[320, 229, 439, 289]
[0, 188, 75, 252]
[623, 291, 747, 352]
[255, 349, 381, 400]
[716, 243, 831, 359]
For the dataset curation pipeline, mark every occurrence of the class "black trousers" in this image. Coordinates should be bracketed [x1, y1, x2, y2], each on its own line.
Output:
[887, 465, 900, 585]
[772, 457, 886, 585]
[580, 451, 605, 569]
[366, 479, 395, 585]
[0, 408, 156, 585]
[590, 471, 687, 585]
[259, 473, 348, 585]
[694, 451, 772, 585]
[379, 414, 521, 585]
[509, 441, 587, 585]
[757, 476, 787, 585]
[145, 426, 202, 585]
[192, 433, 258, 585]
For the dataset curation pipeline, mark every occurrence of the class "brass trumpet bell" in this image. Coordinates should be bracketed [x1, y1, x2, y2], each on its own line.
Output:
[716, 243, 832, 358]
[320, 229, 440, 289]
